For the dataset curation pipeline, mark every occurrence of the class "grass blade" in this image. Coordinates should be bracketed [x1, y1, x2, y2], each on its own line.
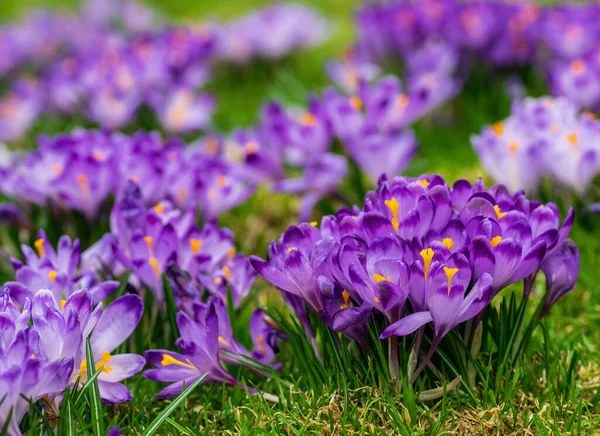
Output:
[86, 337, 105, 436]
[142, 373, 208, 436]
[58, 387, 75, 436]
[162, 272, 179, 341]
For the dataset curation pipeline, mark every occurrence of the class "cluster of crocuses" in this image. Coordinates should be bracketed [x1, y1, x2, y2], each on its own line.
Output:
[0, 65, 462, 223]
[472, 96, 600, 194]
[0, 231, 146, 435]
[88, 182, 283, 398]
[350, 0, 600, 112]
[251, 173, 579, 378]
[0, 1, 327, 141]
[0, 182, 283, 433]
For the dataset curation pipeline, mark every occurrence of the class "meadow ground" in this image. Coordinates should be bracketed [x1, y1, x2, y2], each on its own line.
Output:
[2, 0, 600, 434]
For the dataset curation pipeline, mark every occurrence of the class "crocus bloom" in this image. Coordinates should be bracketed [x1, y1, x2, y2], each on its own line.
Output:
[472, 96, 600, 193]
[5, 230, 119, 305]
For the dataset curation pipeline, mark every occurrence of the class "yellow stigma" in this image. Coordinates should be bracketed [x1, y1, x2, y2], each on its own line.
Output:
[161, 354, 196, 370]
[216, 175, 227, 188]
[373, 274, 391, 283]
[340, 290, 352, 310]
[416, 179, 430, 188]
[491, 121, 504, 136]
[189, 238, 203, 255]
[567, 133, 578, 148]
[205, 138, 219, 154]
[442, 237, 454, 250]
[80, 351, 113, 375]
[34, 238, 45, 257]
[397, 93, 409, 108]
[443, 266, 459, 296]
[287, 247, 294, 253]
[48, 270, 57, 283]
[420, 248, 435, 281]
[300, 113, 317, 126]
[149, 257, 160, 279]
[76, 174, 90, 202]
[350, 96, 362, 111]
[374, 296, 381, 304]
[490, 236, 503, 247]
[223, 266, 232, 281]
[218, 336, 229, 346]
[570, 59, 586, 74]
[508, 141, 518, 154]
[494, 205, 506, 220]
[52, 164, 63, 175]
[384, 198, 400, 231]
[227, 247, 236, 260]
[214, 277, 222, 285]
[31, 353, 36, 359]
[245, 141, 260, 154]
[144, 236, 154, 254]
[256, 334, 267, 353]
[154, 203, 164, 214]
[60, 299, 66, 309]
[310, 221, 318, 227]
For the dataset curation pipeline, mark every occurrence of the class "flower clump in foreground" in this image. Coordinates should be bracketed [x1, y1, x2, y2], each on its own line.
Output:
[251, 173, 579, 382]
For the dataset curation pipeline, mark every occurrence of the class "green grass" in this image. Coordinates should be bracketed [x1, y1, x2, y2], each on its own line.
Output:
[3, 0, 600, 435]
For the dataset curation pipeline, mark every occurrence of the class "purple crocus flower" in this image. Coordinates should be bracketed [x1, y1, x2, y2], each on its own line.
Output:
[31, 289, 145, 404]
[0, 78, 43, 143]
[5, 229, 119, 305]
[144, 300, 238, 400]
[540, 239, 580, 316]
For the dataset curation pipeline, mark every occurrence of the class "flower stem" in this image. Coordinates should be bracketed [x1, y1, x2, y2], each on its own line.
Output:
[410, 338, 440, 384]
[388, 335, 399, 380]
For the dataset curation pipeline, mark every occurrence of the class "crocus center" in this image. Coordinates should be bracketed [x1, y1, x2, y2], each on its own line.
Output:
[490, 236, 503, 247]
[442, 237, 454, 250]
[570, 59, 586, 75]
[34, 238, 45, 257]
[397, 94, 409, 109]
[161, 354, 196, 370]
[80, 351, 113, 376]
[420, 248, 435, 281]
[310, 221, 318, 227]
[149, 258, 160, 279]
[350, 96, 362, 111]
[48, 270, 57, 283]
[256, 335, 267, 353]
[76, 174, 90, 202]
[222, 266, 232, 281]
[416, 179, 429, 188]
[300, 113, 317, 126]
[287, 247, 295, 253]
[154, 203, 164, 214]
[373, 274, 392, 283]
[384, 198, 400, 231]
[494, 205, 506, 220]
[144, 236, 154, 255]
[340, 290, 352, 310]
[567, 133, 578, 148]
[508, 141, 518, 154]
[491, 121, 504, 136]
[443, 266, 459, 296]
[189, 238, 203, 255]
[216, 176, 227, 188]
[245, 141, 260, 154]
[214, 277, 222, 285]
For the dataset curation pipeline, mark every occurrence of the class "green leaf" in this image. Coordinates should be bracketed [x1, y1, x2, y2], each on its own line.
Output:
[58, 387, 75, 436]
[115, 270, 133, 298]
[162, 272, 179, 341]
[142, 373, 208, 436]
[85, 337, 105, 436]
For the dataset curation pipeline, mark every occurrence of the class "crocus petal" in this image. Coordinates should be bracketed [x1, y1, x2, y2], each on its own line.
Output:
[98, 381, 133, 404]
[91, 295, 143, 354]
[98, 354, 145, 383]
[380, 311, 433, 339]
